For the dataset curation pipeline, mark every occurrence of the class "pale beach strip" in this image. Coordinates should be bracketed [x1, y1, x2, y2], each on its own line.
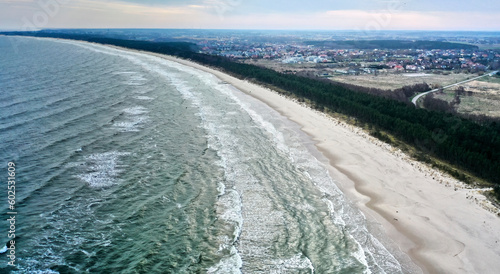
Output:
[84, 40, 500, 273]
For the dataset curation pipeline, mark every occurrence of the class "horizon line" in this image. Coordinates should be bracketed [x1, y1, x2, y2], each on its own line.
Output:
[1, 28, 500, 33]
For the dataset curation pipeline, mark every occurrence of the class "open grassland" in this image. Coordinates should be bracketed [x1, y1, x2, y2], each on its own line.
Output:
[477, 44, 500, 50]
[330, 73, 473, 90]
[241, 59, 476, 91]
[478, 75, 500, 84]
[434, 78, 500, 117]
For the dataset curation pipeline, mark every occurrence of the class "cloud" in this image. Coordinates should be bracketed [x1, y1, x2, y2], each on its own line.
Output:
[192, 9, 500, 31]
[48, 0, 209, 28]
[0, 0, 498, 30]
[403, 0, 500, 13]
[115, 0, 497, 15]
[116, 0, 205, 6]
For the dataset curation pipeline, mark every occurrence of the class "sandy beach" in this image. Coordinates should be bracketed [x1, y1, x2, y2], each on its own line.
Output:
[99, 43, 500, 273]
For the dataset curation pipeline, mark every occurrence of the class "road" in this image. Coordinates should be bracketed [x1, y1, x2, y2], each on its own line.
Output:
[411, 71, 499, 106]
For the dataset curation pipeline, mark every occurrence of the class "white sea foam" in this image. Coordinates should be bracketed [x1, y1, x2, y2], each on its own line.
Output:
[207, 246, 243, 274]
[129, 75, 147, 81]
[113, 70, 149, 87]
[125, 74, 147, 86]
[112, 118, 148, 132]
[112, 71, 136, 75]
[352, 239, 372, 274]
[217, 181, 226, 196]
[218, 189, 243, 242]
[133, 87, 155, 94]
[76, 151, 130, 188]
[135, 96, 154, 101]
[122, 106, 149, 115]
[112, 106, 149, 132]
[267, 253, 315, 273]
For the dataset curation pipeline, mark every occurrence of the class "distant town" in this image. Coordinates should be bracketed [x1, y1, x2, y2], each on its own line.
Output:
[29, 29, 500, 78]
[197, 36, 500, 76]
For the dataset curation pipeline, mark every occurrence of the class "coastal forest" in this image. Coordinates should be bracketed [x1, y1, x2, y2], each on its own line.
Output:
[3, 32, 500, 199]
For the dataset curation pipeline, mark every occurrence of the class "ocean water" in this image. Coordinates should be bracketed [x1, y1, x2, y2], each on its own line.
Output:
[0, 36, 405, 273]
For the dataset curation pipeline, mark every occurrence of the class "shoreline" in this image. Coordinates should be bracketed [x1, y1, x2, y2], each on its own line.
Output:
[113, 44, 500, 273]
[33, 37, 500, 273]
[133, 49, 500, 273]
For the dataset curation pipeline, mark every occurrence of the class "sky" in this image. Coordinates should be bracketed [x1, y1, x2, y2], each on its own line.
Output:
[0, 0, 499, 31]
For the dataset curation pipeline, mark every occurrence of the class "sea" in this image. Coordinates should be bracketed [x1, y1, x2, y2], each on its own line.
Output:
[0, 36, 409, 273]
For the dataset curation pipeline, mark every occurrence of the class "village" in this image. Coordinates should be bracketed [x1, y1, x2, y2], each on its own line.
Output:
[197, 38, 500, 77]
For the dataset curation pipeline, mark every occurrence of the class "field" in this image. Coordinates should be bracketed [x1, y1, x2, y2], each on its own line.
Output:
[330, 73, 472, 90]
[240, 60, 474, 90]
[433, 77, 500, 118]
